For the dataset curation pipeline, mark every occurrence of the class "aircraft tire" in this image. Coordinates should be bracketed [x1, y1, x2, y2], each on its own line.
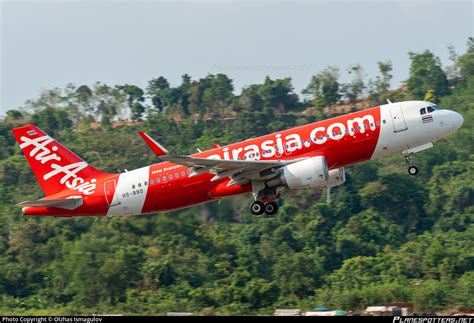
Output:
[264, 202, 278, 216]
[250, 201, 265, 215]
[408, 166, 418, 176]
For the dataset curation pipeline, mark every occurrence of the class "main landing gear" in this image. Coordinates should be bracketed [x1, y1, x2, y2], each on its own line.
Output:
[250, 186, 280, 216]
[250, 201, 279, 216]
[405, 154, 419, 176]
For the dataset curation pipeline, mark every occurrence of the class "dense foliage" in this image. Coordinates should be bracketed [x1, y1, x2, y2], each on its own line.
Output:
[0, 40, 473, 315]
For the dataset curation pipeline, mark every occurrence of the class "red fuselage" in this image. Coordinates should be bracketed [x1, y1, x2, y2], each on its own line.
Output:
[19, 106, 382, 216]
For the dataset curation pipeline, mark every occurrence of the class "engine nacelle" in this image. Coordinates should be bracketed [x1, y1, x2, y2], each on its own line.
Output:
[325, 167, 346, 188]
[268, 156, 329, 190]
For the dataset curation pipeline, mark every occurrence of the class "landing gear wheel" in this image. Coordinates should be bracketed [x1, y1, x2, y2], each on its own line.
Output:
[408, 166, 418, 176]
[405, 154, 418, 176]
[250, 201, 265, 215]
[264, 202, 278, 216]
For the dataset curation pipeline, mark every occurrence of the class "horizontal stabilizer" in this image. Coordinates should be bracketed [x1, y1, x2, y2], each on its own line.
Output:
[17, 196, 83, 210]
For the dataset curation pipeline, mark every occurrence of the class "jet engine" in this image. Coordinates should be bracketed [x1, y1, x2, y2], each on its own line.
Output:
[267, 156, 329, 189]
[266, 157, 346, 190]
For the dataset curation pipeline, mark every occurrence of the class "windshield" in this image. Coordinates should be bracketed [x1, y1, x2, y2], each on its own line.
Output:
[427, 105, 437, 113]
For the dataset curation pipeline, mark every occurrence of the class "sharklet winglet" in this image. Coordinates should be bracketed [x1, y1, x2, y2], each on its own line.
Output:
[138, 131, 169, 157]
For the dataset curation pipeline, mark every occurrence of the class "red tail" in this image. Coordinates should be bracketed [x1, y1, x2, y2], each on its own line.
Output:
[12, 124, 108, 196]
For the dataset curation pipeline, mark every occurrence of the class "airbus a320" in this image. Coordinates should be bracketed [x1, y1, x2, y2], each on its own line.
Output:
[12, 100, 463, 217]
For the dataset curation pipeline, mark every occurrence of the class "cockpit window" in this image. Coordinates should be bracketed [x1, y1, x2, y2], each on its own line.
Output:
[427, 106, 436, 113]
[420, 108, 427, 115]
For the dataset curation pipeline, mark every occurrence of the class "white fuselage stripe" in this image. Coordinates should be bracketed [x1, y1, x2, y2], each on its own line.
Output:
[106, 166, 149, 216]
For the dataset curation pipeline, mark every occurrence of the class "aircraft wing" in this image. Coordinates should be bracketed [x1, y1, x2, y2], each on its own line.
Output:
[139, 131, 296, 186]
[17, 196, 83, 210]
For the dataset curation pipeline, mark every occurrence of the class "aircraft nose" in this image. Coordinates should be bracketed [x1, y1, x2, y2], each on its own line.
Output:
[450, 111, 464, 131]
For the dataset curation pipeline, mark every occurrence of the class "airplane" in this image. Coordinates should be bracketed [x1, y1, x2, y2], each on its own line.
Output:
[12, 100, 463, 217]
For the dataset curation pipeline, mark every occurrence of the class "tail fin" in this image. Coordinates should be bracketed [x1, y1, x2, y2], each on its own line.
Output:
[12, 124, 108, 196]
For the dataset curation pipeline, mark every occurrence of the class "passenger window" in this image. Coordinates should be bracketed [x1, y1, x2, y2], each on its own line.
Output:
[181, 171, 185, 176]
[144, 181, 147, 186]
[175, 173, 179, 178]
[163, 176, 167, 182]
[420, 108, 426, 115]
[150, 179, 154, 185]
[156, 178, 160, 183]
[138, 183, 141, 188]
[169, 175, 173, 180]
[132, 185, 135, 189]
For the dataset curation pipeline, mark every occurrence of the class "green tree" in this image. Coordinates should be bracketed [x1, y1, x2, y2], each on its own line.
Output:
[407, 50, 449, 101]
[303, 66, 341, 107]
[342, 64, 366, 104]
[75, 85, 94, 114]
[257, 77, 299, 112]
[118, 84, 145, 120]
[457, 37, 474, 87]
[147, 76, 170, 112]
[368, 61, 393, 102]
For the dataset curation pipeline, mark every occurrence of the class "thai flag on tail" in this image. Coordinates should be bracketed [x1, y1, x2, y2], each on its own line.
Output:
[422, 114, 433, 123]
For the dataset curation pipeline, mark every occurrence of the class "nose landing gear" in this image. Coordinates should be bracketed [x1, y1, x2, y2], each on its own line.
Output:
[405, 154, 419, 176]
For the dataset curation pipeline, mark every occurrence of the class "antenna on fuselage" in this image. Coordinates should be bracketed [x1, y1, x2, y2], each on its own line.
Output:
[386, 99, 393, 104]
[196, 147, 202, 153]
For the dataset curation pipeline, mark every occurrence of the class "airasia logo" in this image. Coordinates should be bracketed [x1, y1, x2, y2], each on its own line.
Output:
[206, 114, 377, 160]
[19, 135, 96, 195]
